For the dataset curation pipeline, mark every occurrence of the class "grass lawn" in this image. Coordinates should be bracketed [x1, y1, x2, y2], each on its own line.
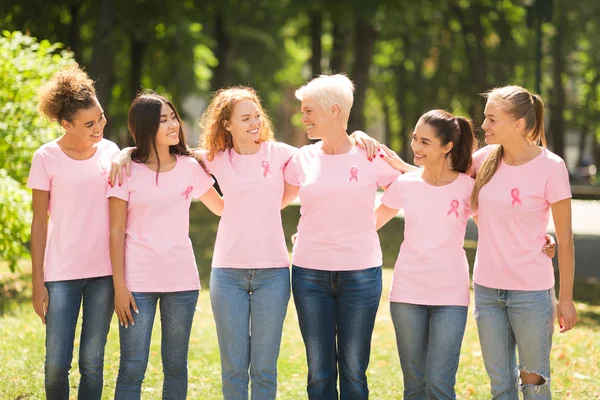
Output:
[1, 204, 599, 399]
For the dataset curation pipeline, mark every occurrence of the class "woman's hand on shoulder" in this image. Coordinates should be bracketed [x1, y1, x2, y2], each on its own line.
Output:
[379, 144, 418, 173]
[351, 130, 380, 160]
[109, 147, 135, 187]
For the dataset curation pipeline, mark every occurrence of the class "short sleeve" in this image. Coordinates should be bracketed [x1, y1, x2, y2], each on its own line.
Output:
[544, 159, 571, 204]
[27, 150, 51, 191]
[462, 175, 476, 217]
[107, 170, 130, 201]
[276, 142, 298, 168]
[470, 145, 496, 176]
[191, 160, 215, 199]
[105, 140, 121, 158]
[283, 153, 300, 186]
[375, 157, 401, 187]
[381, 177, 405, 210]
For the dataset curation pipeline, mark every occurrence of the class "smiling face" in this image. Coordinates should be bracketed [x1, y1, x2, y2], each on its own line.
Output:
[481, 99, 519, 146]
[300, 97, 333, 140]
[62, 97, 106, 143]
[224, 99, 262, 146]
[155, 102, 181, 147]
[410, 121, 453, 167]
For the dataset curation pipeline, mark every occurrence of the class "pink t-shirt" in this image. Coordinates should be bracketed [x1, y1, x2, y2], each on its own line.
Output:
[284, 142, 400, 271]
[107, 155, 214, 292]
[472, 146, 571, 290]
[27, 139, 120, 282]
[382, 172, 474, 306]
[201, 141, 297, 269]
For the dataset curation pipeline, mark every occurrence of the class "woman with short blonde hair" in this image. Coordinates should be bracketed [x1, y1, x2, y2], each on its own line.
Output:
[284, 74, 413, 399]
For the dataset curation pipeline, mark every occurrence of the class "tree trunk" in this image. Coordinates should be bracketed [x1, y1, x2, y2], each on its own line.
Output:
[130, 37, 147, 100]
[211, 12, 233, 91]
[453, 5, 488, 127]
[549, 0, 566, 159]
[330, 19, 349, 74]
[349, 18, 377, 133]
[90, 0, 116, 139]
[68, 4, 81, 62]
[577, 73, 600, 166]
[310, 11, 322, 77]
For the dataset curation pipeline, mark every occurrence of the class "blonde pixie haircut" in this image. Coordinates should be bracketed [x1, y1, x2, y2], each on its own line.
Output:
[200, 86, 275, 161]
[295, 74, 355, 129]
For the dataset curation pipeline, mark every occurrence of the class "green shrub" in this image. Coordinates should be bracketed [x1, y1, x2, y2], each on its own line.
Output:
[0, 31, 74, 270]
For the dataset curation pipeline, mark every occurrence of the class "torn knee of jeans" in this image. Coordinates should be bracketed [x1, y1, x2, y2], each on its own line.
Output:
[518, 367, 550, 390]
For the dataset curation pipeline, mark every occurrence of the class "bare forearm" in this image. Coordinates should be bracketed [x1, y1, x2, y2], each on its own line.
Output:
[30, 221, 47, 284]
[557, 237, 575, 301]
[109, 234, 127, 289]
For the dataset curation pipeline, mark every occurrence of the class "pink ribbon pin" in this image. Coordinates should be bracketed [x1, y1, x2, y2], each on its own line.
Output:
[447, 199, 459, 218]
[262, 160, 271, 177]
[349, 166, 359, 183]
[511, 188, 522, 207]
[181, 186, 193, 200]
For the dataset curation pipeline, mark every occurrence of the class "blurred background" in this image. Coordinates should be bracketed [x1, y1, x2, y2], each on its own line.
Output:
[2, 0, 599, 169]
[1, 0, 599, 269]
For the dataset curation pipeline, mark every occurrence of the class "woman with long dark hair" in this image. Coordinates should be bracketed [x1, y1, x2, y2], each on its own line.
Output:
[108, 93, 223, 399]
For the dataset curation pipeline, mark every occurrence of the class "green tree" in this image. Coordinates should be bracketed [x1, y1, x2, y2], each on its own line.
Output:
[0, 31, 74, 270]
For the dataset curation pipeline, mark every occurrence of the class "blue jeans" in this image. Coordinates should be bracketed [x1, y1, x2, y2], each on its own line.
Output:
[292, 265, 382, 400]
[474, 283, 556, 400]
[115, 290, 199, 400]
[209, 267, 290, 400]
[390, 302, 468, 400]
[44, 275, 114, 400]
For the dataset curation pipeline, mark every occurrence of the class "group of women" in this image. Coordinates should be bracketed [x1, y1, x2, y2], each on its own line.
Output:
[28, 63, 576, 400]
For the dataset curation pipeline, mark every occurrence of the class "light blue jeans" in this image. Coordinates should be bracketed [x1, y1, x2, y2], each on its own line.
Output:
[115, 290, 199, 400]
[209, 267, 290, 400]
[474, 283, 556, 400]
[44, 275, 114, 400]
[390, 302, 468, 400]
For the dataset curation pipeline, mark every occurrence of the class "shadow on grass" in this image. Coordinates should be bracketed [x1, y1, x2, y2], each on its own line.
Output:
[3, 203, 598, 314]
[0, 272, 31, 316]
[577, 308, 600, 328]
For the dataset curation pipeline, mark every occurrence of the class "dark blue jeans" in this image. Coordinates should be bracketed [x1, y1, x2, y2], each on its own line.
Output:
[44, 275, 114, 400]
[115, 290, 199, 400]
[292, 265, 382, 400]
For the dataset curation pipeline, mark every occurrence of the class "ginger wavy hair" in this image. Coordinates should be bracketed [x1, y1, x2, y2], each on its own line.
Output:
[200, 86, 274, 161]
[471, 85, 546, 211]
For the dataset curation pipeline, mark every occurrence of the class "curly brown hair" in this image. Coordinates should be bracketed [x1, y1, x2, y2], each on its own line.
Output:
[199, 86, 274, 161]
[38, 64, 97, 123]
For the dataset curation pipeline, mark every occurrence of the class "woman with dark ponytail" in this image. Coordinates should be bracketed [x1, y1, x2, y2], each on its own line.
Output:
[374, 109, 476, 398]
[471, 86, 576, 399]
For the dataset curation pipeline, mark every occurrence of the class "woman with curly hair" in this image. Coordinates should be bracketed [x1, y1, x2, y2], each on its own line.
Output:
[28, 64, 120, 399]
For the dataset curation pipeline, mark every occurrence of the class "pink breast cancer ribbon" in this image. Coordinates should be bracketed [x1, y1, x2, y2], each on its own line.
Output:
[181, 186, 193, 200]
[349, 166, 359, 183]
[511, 188, 522, 207]
[447, 199, 459, 218]
[262, 160, 271, 177]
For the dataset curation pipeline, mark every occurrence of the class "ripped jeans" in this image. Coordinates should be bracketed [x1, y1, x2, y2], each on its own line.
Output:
[474, 283, 556, 400]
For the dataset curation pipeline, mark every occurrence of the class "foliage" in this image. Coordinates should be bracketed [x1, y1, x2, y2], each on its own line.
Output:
[0, 31, 73, 269]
